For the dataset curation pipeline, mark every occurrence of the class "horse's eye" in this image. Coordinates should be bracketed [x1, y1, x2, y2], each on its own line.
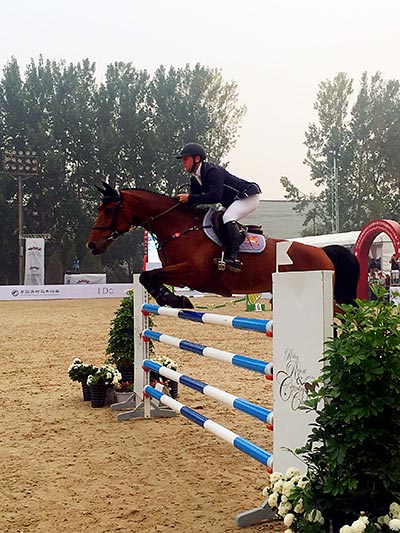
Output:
[105, 207, 113, 215]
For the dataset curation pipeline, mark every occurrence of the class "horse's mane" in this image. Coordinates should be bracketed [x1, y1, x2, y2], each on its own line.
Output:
[119, 187, 174, 200]
[119, 187, 199, 216]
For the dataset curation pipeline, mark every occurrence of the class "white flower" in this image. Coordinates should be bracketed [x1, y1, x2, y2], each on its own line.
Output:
[282, 480, 294, 497]
[359, 516, 369, 525]
[390, 503, 400, 519]
[378, 515, 389, 526]
[270, 471, 283, 484]
[273, 479, 284, 493]
[267, 492, 278, 508]
[285, 467, 300, 479]
[384, 515, 392, 526]
[278, 501, 292, 517]
[351, 519, 367, 532]
[297, 477, 309, 489]
[389, 518, 400, 531]
[284, 530, 293, 533]
[284, 513, 296, 526]
[305, 509, 324, 525]
[339, 526, 353, 533]
[262, 486, 271, 497]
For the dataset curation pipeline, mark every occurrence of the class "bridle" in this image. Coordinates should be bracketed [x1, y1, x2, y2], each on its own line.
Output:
[91, 191, 182, 241]
[90, 194, 130, 241]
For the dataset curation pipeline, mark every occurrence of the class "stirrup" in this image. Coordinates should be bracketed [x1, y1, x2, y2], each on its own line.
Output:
[225, 257, 243, 273]
[213, 251, 226, 271]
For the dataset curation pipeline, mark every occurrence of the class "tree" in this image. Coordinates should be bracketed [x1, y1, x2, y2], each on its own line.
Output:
[0, 57, 246, 283]
[148, 63, 246, 195]
[282, 71, 400, 236]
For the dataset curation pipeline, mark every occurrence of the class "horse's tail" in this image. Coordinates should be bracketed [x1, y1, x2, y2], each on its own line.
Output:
[322, 245, 360, 305]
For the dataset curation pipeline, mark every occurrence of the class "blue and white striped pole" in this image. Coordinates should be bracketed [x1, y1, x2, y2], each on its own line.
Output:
[142, 329, 273, 378]
[144, 385, 273, 471]
[143, 359, 274, 428]
[142, 303, 273, 336]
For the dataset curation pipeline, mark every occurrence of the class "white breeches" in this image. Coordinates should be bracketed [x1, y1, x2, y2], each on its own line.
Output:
[222, 194, 261, 223]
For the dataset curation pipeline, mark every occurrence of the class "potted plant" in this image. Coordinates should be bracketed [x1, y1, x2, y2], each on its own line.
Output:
[68, 358, 98, 401]
[87, 365, 122, 408]
[106, 291, 135, 382]
[114, 381, 135, 403]
[106, 289, 155, 382]
[149, 355, 178, 399]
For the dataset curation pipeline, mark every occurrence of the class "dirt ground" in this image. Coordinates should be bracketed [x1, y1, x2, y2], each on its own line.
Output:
[0, 295, 286, 533]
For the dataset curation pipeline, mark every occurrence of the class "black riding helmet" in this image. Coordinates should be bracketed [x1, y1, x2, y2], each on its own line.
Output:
[176, 142, 206, 161]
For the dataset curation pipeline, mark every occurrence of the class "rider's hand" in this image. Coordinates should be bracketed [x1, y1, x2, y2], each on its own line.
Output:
[177, 194, 189, 203]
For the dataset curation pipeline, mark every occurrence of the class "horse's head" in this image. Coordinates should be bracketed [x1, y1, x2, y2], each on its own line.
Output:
[87, 181, 132, 255]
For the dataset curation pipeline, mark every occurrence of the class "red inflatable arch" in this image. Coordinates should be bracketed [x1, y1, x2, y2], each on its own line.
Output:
[354, 219, 400, 299]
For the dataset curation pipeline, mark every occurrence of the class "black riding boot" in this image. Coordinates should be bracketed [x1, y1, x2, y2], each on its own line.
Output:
[224, 221, 245, 272]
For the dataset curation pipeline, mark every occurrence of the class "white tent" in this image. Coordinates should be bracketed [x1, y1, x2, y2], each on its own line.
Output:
[289, 230, 395, 275]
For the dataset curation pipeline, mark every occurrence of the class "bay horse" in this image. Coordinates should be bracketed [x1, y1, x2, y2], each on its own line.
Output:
[87, 183, 360, 309]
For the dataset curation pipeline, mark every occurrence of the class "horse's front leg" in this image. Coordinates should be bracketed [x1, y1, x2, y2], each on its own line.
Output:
[139, 266, 194, 309]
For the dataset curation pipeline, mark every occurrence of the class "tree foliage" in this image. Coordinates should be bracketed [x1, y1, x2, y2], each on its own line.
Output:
[0, 57, 245, 284]
[281, 71, 400, 235]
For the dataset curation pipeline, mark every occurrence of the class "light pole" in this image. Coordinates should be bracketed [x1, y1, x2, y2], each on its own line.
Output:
[2, 150, 39, 284]
[330, 146, 340, 234]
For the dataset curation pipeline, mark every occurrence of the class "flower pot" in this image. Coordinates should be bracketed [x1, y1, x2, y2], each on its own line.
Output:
[81, 382, 91, 401]
[105, 387, 116, 405]
[118, 365, 134, 383]
[169, 380, 178, 399]
[90, 383, 107, 408]
[115, 391, 135, 403]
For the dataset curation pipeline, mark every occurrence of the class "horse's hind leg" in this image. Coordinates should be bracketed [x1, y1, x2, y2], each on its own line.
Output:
[139, 268, 194, 309]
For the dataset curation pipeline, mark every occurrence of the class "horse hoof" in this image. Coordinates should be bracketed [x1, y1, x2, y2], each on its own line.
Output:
[179, 295, 194, 309]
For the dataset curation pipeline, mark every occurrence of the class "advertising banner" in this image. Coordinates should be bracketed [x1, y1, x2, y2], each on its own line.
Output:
[0, 283, 132, 301]
[24, 238, 45, 285]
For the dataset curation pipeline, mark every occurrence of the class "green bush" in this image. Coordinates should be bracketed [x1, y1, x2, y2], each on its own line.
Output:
[293, 289, 400, 530]
[106, 291, 135, 369]
[106, 290, 154, 369]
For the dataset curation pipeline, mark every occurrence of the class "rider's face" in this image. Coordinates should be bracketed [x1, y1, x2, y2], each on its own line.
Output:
[181, 155, 200, 172]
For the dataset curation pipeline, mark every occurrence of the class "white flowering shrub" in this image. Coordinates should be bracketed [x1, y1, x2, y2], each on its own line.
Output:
[263, 469, 400, 533]
[87, 364, 122, 387]
[151, 354, 178, 371]
[68, 357, 98, 383]
[262, 468, 324, 532]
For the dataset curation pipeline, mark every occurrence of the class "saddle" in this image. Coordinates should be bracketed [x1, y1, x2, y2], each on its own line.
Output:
[202, 208, 266, 254]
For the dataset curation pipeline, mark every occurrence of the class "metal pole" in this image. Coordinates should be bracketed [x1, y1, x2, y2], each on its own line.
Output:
[333, 151, 339, 232]
[18, 175, 24, 285]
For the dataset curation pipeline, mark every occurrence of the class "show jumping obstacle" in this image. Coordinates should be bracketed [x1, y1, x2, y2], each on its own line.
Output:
[111, 261, 334, 527]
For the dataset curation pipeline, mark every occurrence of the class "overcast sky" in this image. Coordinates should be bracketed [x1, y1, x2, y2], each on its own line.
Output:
[1, 0, 399, 199]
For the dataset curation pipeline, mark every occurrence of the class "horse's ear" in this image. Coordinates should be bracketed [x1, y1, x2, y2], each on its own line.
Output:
[96, 180, 118, 197]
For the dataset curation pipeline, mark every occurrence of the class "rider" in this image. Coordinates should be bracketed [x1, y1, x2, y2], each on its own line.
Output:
[176, 142, 261, 272]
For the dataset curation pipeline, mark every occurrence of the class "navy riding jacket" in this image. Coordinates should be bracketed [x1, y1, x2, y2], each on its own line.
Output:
[188, 162, 261, 208]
